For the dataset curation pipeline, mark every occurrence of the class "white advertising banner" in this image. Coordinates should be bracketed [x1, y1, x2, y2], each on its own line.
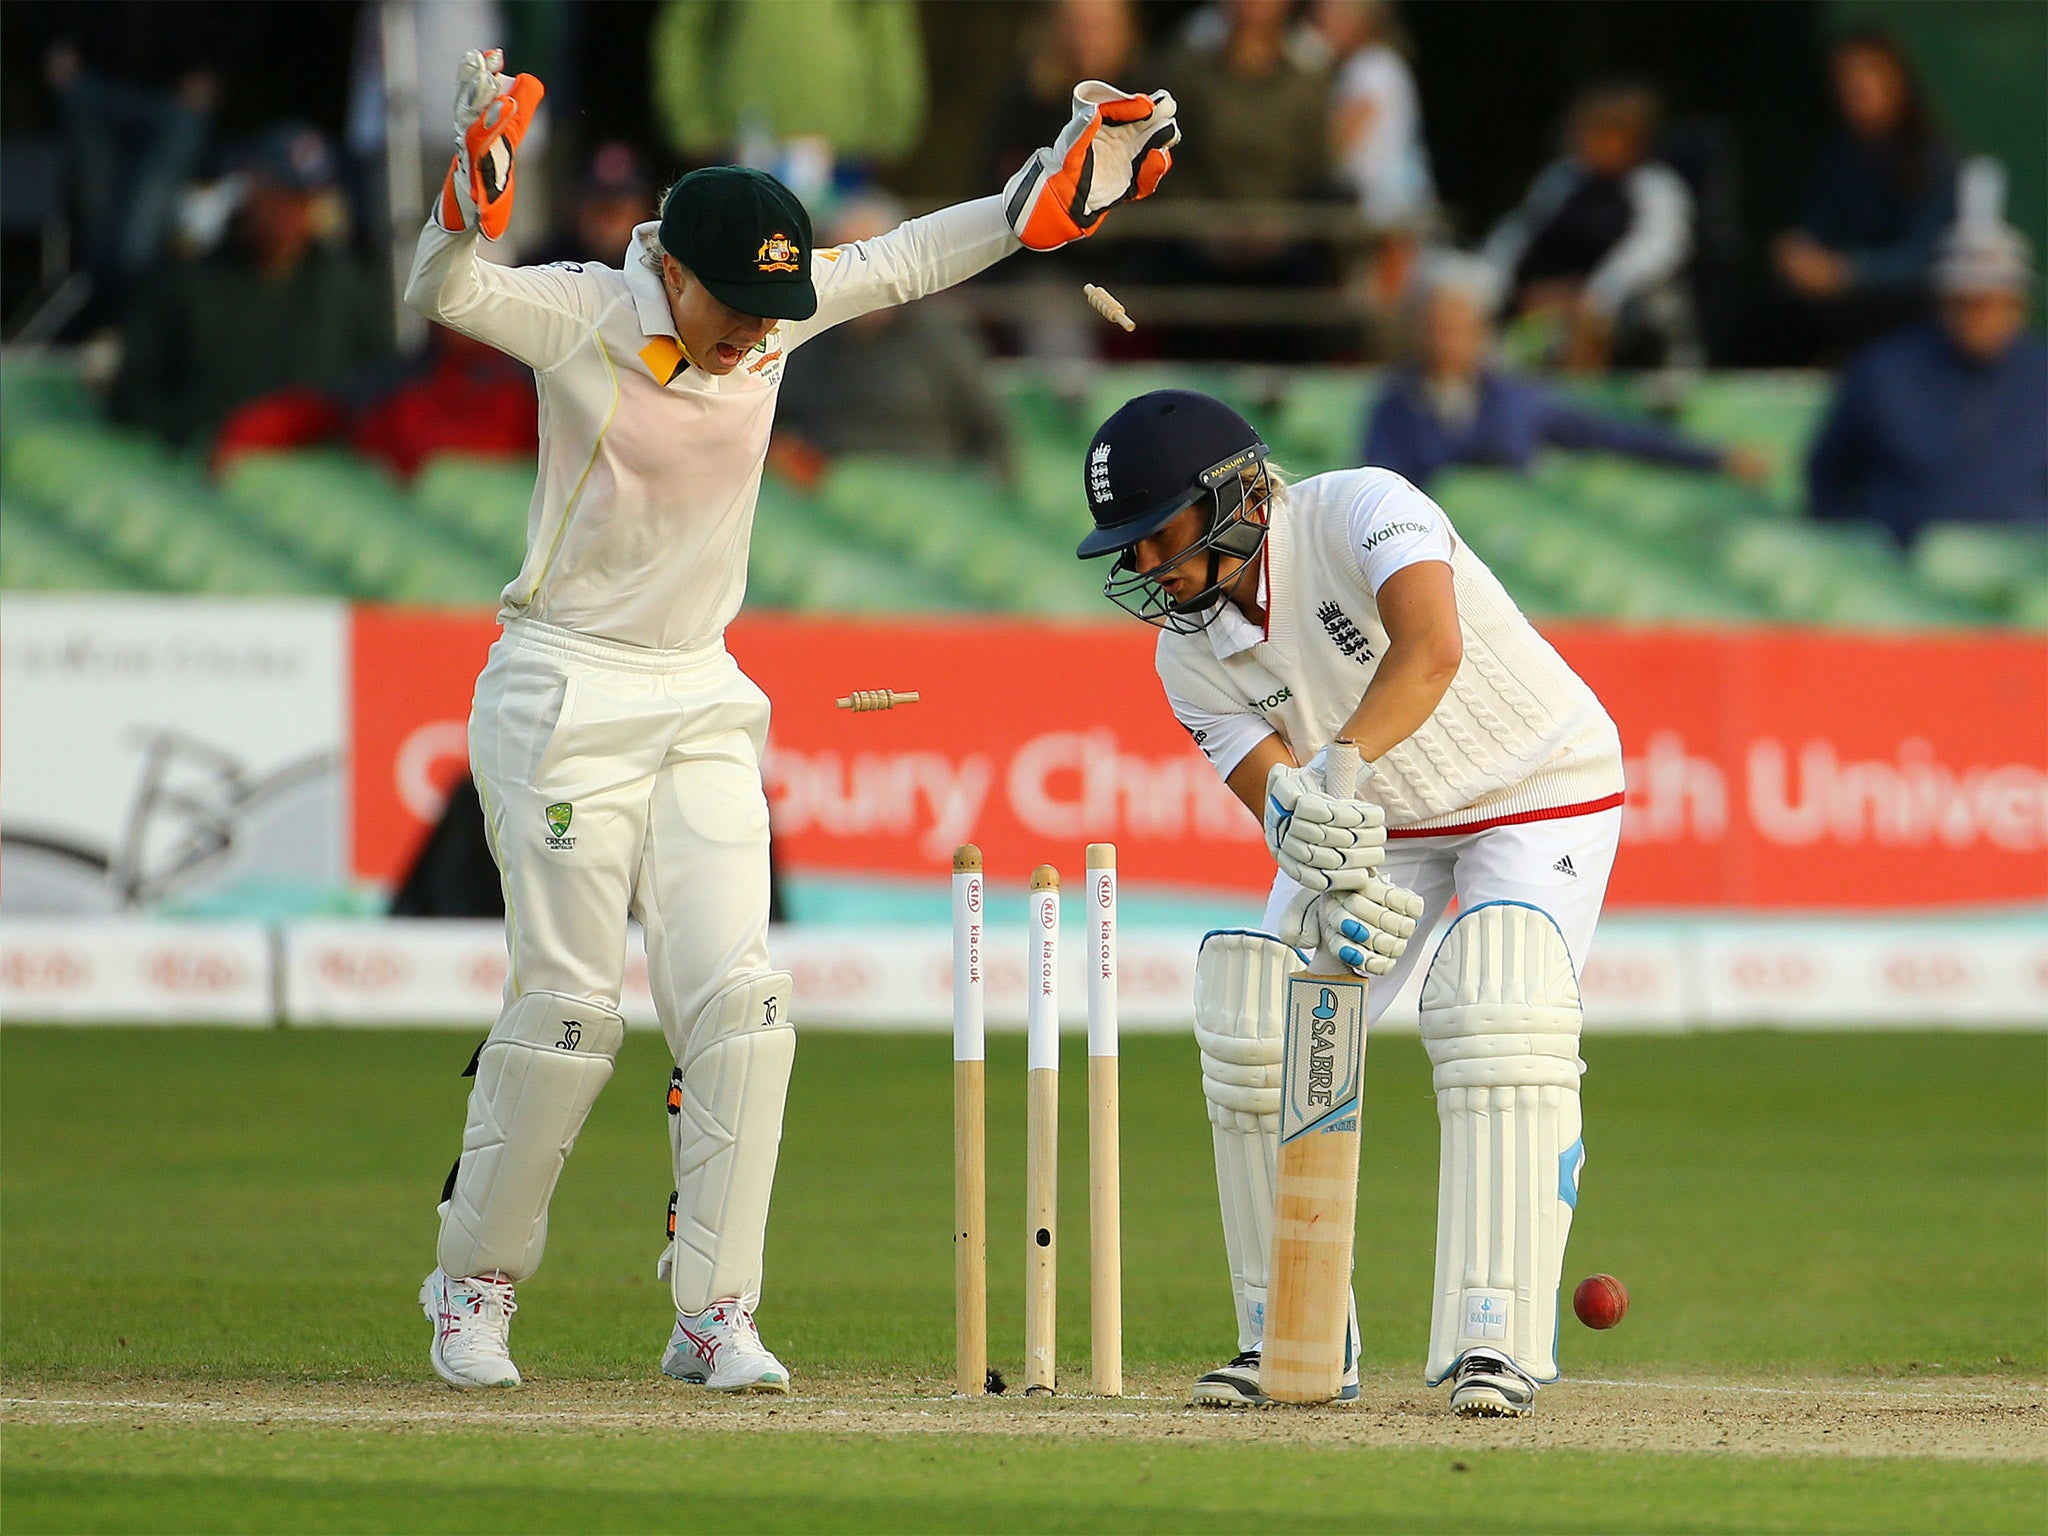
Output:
[1695, 923, 2048, 1028]
[3, 917, 2040, 1031]
[277, 920, 1204, 1033]
[0, 919, 272, 1024]
[0, 595, 350, 917]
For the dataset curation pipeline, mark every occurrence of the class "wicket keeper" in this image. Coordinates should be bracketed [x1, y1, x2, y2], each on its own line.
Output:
[1077, 389, 1626, 1416]
[413, 48, 1177, 1393]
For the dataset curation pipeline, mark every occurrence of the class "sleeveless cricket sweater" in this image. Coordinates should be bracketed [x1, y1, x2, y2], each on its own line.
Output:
[1155, 467, 1625, 833]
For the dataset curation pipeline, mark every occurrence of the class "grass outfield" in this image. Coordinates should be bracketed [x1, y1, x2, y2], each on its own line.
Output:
[3, 1026, 2044, 1532]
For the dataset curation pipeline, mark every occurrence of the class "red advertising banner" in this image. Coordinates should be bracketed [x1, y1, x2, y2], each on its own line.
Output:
[350, 607, 499, 887]
[350, 609, 2048, 910]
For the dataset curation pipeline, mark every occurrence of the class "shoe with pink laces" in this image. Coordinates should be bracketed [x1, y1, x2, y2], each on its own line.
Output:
[660, 1300, 790, 1393]
[420, 1268, 521, 1389]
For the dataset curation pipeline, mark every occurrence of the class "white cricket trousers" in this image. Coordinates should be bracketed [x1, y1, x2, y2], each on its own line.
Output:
[438, 617, 779, 1289]
[1261, 807, 1625, 1022]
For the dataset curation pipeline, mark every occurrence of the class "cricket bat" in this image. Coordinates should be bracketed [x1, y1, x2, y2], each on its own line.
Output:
[1263, 739, 1368, 1404]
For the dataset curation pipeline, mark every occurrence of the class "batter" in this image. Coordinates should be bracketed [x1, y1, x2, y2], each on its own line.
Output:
[1075, 389, 1626, 1416]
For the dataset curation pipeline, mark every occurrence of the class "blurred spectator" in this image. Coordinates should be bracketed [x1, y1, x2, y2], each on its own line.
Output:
[1311, 0, 1434, 325]
[1363, 256, 1765, 488]
[1153, 0, 1334, 206]
[351, 326, 539, 481]
[984, 0, 1141, 188]
[1313, 1, 1433, 233]
[1482, 81, 1694, 371]
[344, 1, 551, 254]
[110, 123, 387, 451]
[1771, 27, 1956, 360]
[526, 144, 655, 268]
[1806, 174, 2045, 546]
[650, 0, 926, 193]
[1152, 0, 1338, 355]
[43, 29, 219, 323]
[979, 0, 1146, 361]
[770, 196, 1012, 485]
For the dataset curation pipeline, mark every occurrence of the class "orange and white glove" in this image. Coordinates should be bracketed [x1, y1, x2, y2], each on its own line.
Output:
[1002, 80, 1178, 251]
[435, 48, 545, 240]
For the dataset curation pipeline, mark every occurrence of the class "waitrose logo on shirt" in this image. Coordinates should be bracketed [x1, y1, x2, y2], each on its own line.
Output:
[1360, 521, 1428, 553]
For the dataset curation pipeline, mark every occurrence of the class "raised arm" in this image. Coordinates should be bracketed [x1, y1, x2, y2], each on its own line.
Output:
[405, 223, 598, 373]
[788, 80, 1179, 345]
[403, 47, 596, 373]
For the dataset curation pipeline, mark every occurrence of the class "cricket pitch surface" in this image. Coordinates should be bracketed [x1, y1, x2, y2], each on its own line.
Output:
[7, 1370, 2042, 1462]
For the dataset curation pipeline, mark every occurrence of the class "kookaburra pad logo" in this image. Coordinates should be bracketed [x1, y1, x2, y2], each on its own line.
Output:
[755, 233, 800, 272]
[544, 802, 576, 850]
[556, 1020, 582, 1050]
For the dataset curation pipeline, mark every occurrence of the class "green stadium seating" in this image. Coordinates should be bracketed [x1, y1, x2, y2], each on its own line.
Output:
[410, 453, 537, 568]
[1, 353, 2030, 628]
[1676, 372, 1828, 514]
[221, 452, 508, 604]
[0, 498, 133, 589]
[1909, 522, 2048, 618]
[3, 423, 333, 595]
[1270, 371, 1372, 475]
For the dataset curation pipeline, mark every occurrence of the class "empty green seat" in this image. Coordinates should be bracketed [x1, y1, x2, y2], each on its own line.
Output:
[0, 500, 132, 589]
[1910, 522, 2048, 617]
[411, 453, 537, 565]
[1272, 371, 1370, 474]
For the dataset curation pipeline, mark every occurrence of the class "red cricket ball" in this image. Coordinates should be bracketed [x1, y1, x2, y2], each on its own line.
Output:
[1573, 1273, 1629, 1330]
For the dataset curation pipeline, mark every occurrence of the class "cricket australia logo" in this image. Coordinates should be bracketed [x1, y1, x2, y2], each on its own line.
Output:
[1317, 600, 1374, 664]
[1087, 443, 1113, 505]
[544, 801, 577, 850]
[755, 232, 800, 273]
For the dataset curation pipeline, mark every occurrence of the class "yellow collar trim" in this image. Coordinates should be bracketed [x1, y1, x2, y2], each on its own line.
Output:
[638, 336, 689, 384]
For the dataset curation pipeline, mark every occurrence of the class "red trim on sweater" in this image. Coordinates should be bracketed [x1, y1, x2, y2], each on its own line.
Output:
[1385, 791, 1626, 839]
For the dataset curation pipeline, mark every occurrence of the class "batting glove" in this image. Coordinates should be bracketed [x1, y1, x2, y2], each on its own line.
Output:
[1277, 877, 1425, 980]
[1265, 754, 1387, 892]
[1003, 80, 1178, 250]
[436, 48, 545, 240]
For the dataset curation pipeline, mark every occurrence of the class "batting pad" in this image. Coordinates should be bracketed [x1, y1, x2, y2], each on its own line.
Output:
[1195, 930, 1299, 1351]
[657, 970, 796, 1315]
[438, 990, 625, 1282]
[1419, 901, 1585, 1386]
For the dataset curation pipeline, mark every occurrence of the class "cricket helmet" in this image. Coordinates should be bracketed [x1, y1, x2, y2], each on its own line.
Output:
[1077, 390, 1273, 632]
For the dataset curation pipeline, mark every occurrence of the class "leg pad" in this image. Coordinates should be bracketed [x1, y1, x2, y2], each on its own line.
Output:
[438, 990, 625, 1282]
[658, 970, 796, 1314]
[1420, 902, 1585, 1386]
[1195, 931, 1299, 1351]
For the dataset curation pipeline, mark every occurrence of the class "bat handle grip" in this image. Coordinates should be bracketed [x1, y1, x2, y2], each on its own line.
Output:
[1324, 738, 1360, 800]
[1312, 740, 1362, 973]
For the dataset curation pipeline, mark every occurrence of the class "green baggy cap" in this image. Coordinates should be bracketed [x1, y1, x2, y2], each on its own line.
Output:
[657, 166, 817, 321]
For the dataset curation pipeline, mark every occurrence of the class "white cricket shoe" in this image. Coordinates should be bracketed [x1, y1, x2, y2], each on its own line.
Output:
[420, 1269, 521, 1389]
[1189, 1348, 1360, 1407]
[660, 1300, 791, 1393]
[1448, 1352, 1536, 1417]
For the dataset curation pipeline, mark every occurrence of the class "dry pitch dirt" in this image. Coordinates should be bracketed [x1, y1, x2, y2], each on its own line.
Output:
[5, 1372, 2042, 1462]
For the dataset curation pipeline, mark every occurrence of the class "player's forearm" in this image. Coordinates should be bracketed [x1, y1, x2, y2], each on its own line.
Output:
[1340, 634, 1462, 763]
[405, 219, 483, 325]
[405, 219, 587, 371]
[811, 196, 1019, 328]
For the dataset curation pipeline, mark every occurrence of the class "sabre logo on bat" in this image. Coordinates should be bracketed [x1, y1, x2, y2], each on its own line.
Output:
[1280, 978, 1366, 1140]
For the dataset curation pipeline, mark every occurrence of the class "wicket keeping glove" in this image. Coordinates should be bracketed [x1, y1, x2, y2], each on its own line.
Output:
[1265, 753, 1388, 892]
[436, 48, 545, 240]
[1003, 81, 1178, 250]
[1278, 877, 1425, 980]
